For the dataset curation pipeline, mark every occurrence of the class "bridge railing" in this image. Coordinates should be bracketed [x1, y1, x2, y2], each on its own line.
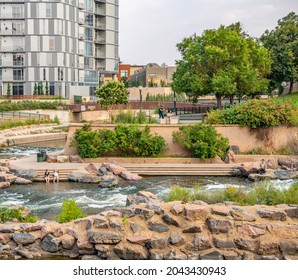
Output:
[0, 111, 50, 121]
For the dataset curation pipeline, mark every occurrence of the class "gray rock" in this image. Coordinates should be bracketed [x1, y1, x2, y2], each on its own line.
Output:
[257, 240, 280, 255]
[213, 237, 235, 249]
[109, 219, 124, 231]
[88, 232, 123, 244]
[126, 191, 159, 206]
[40, 234, 60, 253]
[284, 207, 298, 219]
[134, 208, 154, 220]
[280, 239, 298, 255]
[9, 168, 37, 180]
[98, 166, 108, 175]
[12, 233, 37, 245]
[130, 223, 143, 233]
[15, 249, 33, 259]
[257, 209, 287, 221]
[169, 232, 185, 246]
[162, 214, 180, 227]
[200, 250, 223, 260]
[206, 217, 234, 234]
[98, 175, 119, 188]
[82, 255, 101, 260]
[147, 222, 169, 233]
[164, 250, 187, 260]
[230, 207, 256, 221]
[147, 201, 164, 215]
[0, 225, 16, 233]
[13, 177, 32, 185]
[148, 238, 168, 250]
[93, 217, 109, 229]
[76, 174, 101, 183]
[120, 171, 143, 181]
[275, 169, 298, 180]
[126, 236, 150, 246]
[114, 243, 149, 260]
[190, 235, 211, 251]
[182, 225, 203, 233]
[234, 238, 258, 252]
[149, 250, 164, 260]
[68, 172, 83, 182]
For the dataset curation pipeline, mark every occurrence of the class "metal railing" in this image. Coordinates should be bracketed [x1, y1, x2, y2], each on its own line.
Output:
[0, 111, 50, 121]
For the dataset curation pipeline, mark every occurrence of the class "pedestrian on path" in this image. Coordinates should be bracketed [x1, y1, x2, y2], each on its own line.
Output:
[158, 105, 164, 119]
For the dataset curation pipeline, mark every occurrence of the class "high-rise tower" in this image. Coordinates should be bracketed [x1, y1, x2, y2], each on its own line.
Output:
[0, 0, 119, 97]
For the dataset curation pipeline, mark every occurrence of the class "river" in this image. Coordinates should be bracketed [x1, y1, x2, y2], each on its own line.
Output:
[0, 146, 296, 220]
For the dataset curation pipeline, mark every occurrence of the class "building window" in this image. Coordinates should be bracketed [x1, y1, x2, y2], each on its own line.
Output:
[12, 84, 24, 95]
[46, 3, 52, 18]
[120, 70, 128, 78]
[84, 70, 98, 83]
[50, 82, 55, 95]
[85, 13, 93, 26]
[47, 53, 52, 65]
[85, 28, 93, 41]
[13, 54, 24, 66]
[49, 37, 55, 51]
[85, 42, 93, 56]
[12, 5, 24, 18]
[13, 69, 24, 81]
[13, 38, 24, 52]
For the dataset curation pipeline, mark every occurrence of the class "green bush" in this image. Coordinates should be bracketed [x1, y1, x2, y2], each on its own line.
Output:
[167, 182, 298, 205]
[71, 124, 167, 158]
[0, 118, 54, 130]
[115, 124, 167, 157]
[0, 206, 37, 223]
[172, 123, 229, 159]
[56, 199, 85, 223]
[0, 100, 61, 111]
[206, 99, 297, 128]
[168, 185, 192, 202]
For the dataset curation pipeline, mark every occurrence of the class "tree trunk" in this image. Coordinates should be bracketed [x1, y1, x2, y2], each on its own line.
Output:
[289, 81, 294, 94]
[229, 96, 234, 105]
[215, 93, 222, 109]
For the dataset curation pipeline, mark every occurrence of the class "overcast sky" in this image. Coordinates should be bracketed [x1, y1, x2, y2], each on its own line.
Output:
[119, 0, 298, 66]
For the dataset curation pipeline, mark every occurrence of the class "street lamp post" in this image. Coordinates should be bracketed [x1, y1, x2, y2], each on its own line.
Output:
[173, 91, 177, 115]
[139, 86, 142, 114]
[281, 81, 287, 101]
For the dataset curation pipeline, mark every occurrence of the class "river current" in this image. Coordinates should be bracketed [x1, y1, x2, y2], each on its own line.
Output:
[0, 147, 296, 220]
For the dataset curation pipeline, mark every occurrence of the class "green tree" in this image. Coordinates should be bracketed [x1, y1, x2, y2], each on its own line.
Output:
[172, 23, 271, 108]
[6, 83, 11, 96]
[120, 76, 129, 88]
[39, 81, 44, 95]
[45, 81, 49, 95]
[261, 12, 298, 94]
[33, 82, 38, 95]
[95, 81, 128, 121]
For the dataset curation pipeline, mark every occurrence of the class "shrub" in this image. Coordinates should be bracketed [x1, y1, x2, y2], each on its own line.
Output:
[172, 123, 229, 159]
[56, 199, 85, 223]
[167, 182, 298, 205]
[168, 185, 191, 202]
[0, 206, 37, 223]
[115, 124, 167, 157]
[0, 100, 61, 111]
[205, 99, 297, 128]
[71, 124, 167, 158]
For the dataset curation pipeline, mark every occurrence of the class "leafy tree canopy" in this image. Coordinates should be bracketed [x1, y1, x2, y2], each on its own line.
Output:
[95, 81, 129, 109]
[172, 23, 271, 108]
[260, 12, 298, 94]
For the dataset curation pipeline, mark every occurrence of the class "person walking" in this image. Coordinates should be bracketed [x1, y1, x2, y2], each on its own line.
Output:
[158, 105, 164, 119]
[166, 109, 172, 124]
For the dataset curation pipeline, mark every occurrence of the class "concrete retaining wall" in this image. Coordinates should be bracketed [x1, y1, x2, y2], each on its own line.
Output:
[64, 123, 298, 156]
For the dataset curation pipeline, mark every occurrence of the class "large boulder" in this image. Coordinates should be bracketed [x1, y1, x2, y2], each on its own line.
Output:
[238, 162, 262, 176]
[85, 163, 98, 174]
[0, 182, 10, 189]
[69, 155, 84, 163]
[57, 156, 69, 163]
[9, 167, 37, 180]
[278, 157, 298, 169]
[225, 150, 236, 163]
[100, 163, 127, 175]
[46, 155, 57, 163]
[14, 177, 32, 185]
[98, 173, 118, 188]
[120, 171, 143, 181]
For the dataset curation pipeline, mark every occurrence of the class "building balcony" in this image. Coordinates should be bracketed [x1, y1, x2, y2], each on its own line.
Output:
[94, 37, 105, 44]
[94, 23, 106, 30]
[0, 30, 25, 36]
[78, 1, 84, 9]
[78, 63, 84, 69]
[95, 51, 105, 58]
[13, 75, 24, 81]
[95, 0, 106, 3]
[0, 13, 24, 19]
[94, 9, 106, 16]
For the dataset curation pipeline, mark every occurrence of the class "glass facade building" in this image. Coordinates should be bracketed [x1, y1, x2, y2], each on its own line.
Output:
[0, 0, 119, 97]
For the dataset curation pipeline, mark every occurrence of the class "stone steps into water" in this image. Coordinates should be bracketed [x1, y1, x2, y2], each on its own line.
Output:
[32, 164, 237, 180]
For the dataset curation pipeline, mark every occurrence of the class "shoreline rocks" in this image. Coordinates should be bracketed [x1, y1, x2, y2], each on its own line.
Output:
[0, 191, 297, 260]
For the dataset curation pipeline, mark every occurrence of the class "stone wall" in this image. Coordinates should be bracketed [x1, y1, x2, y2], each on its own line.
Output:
[1, 192, 297, 260]
[64, 123, 298, 156]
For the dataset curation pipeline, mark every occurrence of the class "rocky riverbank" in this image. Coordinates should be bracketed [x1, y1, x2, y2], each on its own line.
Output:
[0, 191, 297, 260]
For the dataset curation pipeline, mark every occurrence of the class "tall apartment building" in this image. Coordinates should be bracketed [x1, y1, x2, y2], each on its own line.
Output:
[0, 0, 119, 98]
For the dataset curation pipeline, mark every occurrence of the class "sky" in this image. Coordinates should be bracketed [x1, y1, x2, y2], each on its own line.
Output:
[119, 0, 298, 66]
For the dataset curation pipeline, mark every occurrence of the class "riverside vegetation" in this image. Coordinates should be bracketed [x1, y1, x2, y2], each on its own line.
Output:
[168, 182, 298, 205]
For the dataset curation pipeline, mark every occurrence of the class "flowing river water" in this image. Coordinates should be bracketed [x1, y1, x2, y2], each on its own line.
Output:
[0, 146, 296, 220]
